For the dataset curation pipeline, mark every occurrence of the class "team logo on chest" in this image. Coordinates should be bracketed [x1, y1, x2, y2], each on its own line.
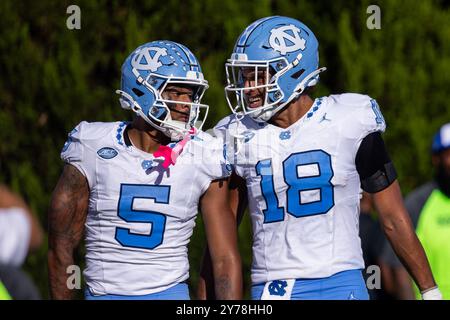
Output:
[131, 47, 168, 72]
[269, 24, 306, 55]
[279, 131, 291, 140]
[141, 160, 153, 170]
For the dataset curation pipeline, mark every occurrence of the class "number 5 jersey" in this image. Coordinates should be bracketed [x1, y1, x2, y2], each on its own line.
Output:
[214, 93, 386, 285]
[61, 121, 229, 296]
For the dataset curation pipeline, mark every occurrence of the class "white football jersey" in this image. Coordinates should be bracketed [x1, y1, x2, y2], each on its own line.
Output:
[61, 121, 229, 295]
[214, 93, 386, 284]
[0, 207, 30, 267]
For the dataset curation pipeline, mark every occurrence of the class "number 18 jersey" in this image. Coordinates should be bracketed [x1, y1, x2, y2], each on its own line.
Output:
[214, 93, 386, 284]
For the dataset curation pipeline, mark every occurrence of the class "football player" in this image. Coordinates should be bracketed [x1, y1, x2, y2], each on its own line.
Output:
[199, 16, 441, 300]
[48, 41, 242, 300]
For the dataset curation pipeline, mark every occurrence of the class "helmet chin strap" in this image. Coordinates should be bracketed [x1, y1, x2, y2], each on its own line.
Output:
[161, 120, 188, 141]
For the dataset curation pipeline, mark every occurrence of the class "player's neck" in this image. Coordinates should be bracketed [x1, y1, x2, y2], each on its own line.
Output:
[269, 94, 315, 129]
[127, 117, 171, 154]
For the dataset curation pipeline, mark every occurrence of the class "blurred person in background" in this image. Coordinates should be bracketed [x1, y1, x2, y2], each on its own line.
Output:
[0, 184, 43, 299]
[359, 192, 414, 300]
[382, 123, 450, 299]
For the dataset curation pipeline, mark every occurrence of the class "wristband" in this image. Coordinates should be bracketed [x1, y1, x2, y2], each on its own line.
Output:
[421, 286, 443, 300]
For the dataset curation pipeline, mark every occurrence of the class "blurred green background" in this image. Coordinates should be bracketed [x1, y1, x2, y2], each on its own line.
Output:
[0, 0, 449, 299]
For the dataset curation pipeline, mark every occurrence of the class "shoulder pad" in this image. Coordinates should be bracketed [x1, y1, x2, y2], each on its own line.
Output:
[330, 93, 386, 135]
[329, 93, 372, 108]
[69, 121, 119, 142]
[214, 114, 262, 138]
[214, 114, 240, 132]
[61, 121, 120, 162]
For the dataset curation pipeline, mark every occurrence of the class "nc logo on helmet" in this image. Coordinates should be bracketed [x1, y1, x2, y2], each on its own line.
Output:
[269, 24, 306, 55]
[131, 47, 168, 72]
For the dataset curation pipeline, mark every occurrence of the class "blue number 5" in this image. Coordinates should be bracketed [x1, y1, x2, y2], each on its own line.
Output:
[115, 184, 170, 250]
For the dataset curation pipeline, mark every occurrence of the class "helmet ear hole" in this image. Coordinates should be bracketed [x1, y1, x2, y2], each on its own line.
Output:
[269, 66, 277, 75]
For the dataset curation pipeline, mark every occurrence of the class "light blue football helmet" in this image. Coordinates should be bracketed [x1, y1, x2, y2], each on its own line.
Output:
[225, 16, 326, 122]
[116, 41, 209, 140]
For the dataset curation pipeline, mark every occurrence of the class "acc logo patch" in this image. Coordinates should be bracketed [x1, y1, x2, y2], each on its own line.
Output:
[131, 47, 168, 72]
[97, 147, 118, 159]
[269, 24, 306, 55]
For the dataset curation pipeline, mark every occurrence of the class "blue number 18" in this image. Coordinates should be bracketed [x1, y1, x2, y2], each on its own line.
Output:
[256, 150, 334, 223]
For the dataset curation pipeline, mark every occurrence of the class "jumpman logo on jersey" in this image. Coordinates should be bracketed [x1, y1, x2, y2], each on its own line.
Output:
[319, 112, 331, 123]
[268, 280, 288, 296]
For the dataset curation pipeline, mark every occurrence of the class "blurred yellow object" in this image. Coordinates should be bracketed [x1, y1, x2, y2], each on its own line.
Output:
[0, 281, 11, 300]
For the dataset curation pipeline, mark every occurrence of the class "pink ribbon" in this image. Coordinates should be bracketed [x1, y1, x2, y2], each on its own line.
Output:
[153, 128, 196, 169]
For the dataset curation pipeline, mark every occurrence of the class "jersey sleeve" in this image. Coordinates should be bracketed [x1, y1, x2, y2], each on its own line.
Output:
[358, 97, 386, 137]
[336, 93, 386, 140]
[213, 115, 243, 177]
[200, 133, 232, 182]
[333, 94, 387, 159]
[60, 121, 97, 188]
[213, 114, 236, 152]
[353, 94, 386, 140]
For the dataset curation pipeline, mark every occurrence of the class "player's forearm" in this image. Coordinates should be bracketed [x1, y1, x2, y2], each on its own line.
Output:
[198, 247, 216, 300]
[47, 210, 83, 300]
[212, 255, 243, 300]
[381, 216, 436, 291]
[47, 165, 89, 299]
[48, 241, 76, 299]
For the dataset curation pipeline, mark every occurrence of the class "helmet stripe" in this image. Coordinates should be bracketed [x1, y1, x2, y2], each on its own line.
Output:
[176, 43, 200, 72]
[235, 16, 279, 53]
